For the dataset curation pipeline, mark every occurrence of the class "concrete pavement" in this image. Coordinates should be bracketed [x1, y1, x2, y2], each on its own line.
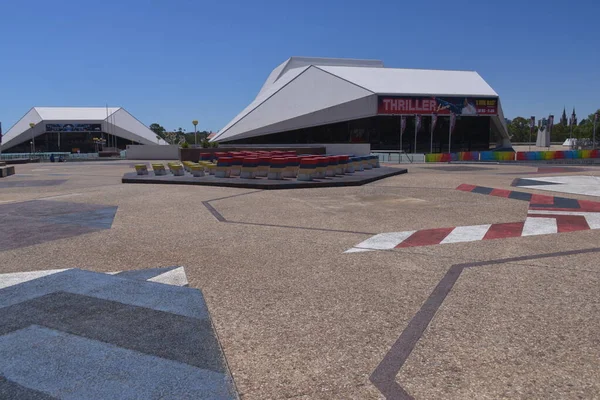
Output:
[1, 160, 600, 399]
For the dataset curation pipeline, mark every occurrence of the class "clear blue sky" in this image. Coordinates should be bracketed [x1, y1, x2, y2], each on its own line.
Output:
[1, 0, 599, 133]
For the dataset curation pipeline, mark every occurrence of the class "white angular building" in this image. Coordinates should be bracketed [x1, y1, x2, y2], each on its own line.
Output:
[1, 107, 166, 153]
[213, 57, 510, 153]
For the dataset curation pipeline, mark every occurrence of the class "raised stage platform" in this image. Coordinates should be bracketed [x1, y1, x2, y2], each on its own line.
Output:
[122, 166, 407, 190]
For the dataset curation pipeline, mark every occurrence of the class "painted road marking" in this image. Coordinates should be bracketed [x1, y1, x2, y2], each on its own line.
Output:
[346, 184, 600, 253]
[522, 217, 557, 236]
[353, 231, 416, 250]
[441, 224, 492, 244]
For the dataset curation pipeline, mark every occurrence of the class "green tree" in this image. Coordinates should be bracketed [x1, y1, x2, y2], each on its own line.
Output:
[508, 117, 534, 142]
[150, 123, 166, 138]
[550, 123, 570, 142]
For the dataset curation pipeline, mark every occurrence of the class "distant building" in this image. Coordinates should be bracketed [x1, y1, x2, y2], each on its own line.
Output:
[560, 107, 568, 125]
[504, 118, 512, 125]
[1, 107, 166, 153]
[538, 118, 548, 128]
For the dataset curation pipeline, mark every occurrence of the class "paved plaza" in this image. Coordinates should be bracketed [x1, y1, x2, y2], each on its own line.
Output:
[1, 160, 600, 399]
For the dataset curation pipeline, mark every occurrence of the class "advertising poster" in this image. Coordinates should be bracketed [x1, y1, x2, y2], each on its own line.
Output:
[378, 96, 498, 116]
[46, 124, 102, 132]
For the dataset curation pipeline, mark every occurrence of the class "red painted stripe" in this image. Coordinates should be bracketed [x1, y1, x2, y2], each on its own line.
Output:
[549, 215, 591, 232]
[490, 188, 511, 198]
[456, 184, 477, 192]
[483, 222, 524, 240]
[530, 194, 555, 205]
[577, 200, 600, 213]
[396, 227, 454, 248]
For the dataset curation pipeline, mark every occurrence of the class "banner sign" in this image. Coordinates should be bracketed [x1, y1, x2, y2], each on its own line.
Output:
[415, 115, 422, 131]
[431, 114, 438, 132]
[378, 96, 498, 116]
[46, 123, 102, 132]
[450, 113, 456, 133]
[530, 116, 535, 131]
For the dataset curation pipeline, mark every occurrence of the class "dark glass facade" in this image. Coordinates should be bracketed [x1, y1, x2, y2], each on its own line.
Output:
[225, 115, 494, 152]
[4, 131, 133, 153]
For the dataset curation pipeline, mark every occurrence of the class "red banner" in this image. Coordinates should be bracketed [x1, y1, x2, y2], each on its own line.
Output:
[378, 96, 498, 116]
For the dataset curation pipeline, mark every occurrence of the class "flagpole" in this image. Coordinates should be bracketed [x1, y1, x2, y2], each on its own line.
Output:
[430, 115, 433, 153]
[594, 114, 597, 150]
[448, 115, 452, 153]
[399, 116, 402, 163]
[414, 114, 418, 154]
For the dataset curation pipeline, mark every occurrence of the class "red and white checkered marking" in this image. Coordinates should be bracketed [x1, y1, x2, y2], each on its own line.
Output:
[346, 185, 600, 253]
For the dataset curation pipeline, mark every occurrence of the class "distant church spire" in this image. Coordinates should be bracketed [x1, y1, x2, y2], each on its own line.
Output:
[560, 107, 568, 125]
[571, 108, 577, 126]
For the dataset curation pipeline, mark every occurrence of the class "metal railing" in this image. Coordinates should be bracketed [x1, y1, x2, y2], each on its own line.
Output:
[372, 151, 425, 164]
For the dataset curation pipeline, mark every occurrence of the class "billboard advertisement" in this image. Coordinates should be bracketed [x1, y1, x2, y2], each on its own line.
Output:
[378, 96, 498, 116]
[46, 123, 102, 132]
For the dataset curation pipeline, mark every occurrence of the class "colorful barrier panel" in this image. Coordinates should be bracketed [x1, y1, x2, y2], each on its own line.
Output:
[426, 149, 600, 163]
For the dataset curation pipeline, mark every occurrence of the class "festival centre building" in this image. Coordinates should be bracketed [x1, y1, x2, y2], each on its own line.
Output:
[212, 57, 511, 153]
[1, 107, 166, 153]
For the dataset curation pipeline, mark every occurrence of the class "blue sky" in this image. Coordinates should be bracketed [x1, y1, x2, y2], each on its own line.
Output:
[1, 0, 599, 133]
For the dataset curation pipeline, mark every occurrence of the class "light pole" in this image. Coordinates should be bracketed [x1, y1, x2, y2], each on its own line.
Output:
[29, 122, 36, 155]
[192, 120, 198, 146]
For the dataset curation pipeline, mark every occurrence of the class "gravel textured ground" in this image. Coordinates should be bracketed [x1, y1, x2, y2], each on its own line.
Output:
[1, 160, 599, 399]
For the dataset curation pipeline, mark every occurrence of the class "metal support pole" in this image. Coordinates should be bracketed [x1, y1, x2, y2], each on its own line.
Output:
[414, 115, 418, 154]
[448, 115, 452, 154]
[430, 116, 433, 153]
[399, 117, 402, 163]
[594, 116, 597, 150]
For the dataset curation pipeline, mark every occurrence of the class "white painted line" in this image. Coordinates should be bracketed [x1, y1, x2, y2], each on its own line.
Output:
[353, 231, 416, 250]
[584, 214, 600, 229]
[522, 217, 558, 236]
[440, 224, 491, 244]
[148, 266, 188, 287]
[344, 247, 375, 253]
[528, 210, 599, 216]
[41, 193, 83, 200]
[0, 269, 69, 289]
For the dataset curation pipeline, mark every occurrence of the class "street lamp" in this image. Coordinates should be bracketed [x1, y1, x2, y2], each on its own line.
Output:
[192, 120, 198, 146]
[29, 122, 36, 154]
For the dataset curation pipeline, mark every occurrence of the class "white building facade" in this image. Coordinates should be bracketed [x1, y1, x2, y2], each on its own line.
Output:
[1, 107, 166, 153]
[213, 57, 510, 153]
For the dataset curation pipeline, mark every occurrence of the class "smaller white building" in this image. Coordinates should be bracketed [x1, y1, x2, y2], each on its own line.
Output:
[1, 107, 166, 153]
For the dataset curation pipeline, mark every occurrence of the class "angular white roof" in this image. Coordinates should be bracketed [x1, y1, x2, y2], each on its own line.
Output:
[213, 57, 506, 143]
[34, 107, 121, 120]
[1, 107, 167, 149]
[318, 66, 498, 97]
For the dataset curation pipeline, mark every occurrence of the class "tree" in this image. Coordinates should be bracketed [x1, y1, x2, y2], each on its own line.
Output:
[150, 123, 166, 138]
[508, 117, 535, 142]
